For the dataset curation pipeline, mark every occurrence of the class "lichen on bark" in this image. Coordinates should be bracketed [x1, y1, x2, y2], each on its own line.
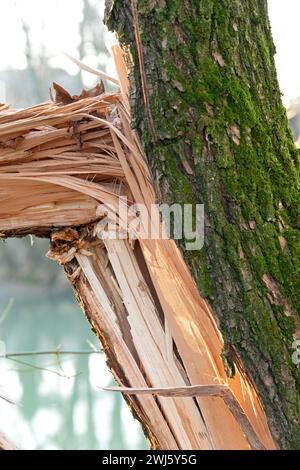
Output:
[105, 0, 300, 448]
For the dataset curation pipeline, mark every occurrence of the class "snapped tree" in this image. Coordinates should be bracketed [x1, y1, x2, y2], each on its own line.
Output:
[0, 0, 298, 451]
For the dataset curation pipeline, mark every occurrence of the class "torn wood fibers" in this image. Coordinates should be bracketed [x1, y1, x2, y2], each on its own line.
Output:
[0, 46, 276, 450]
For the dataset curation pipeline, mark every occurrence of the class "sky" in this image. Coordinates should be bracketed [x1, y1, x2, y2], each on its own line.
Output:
[0, 0, 117, 87]
[268, 0, 300, 106]
[0, 0, 84, 70]
[0, 0, 299, 106]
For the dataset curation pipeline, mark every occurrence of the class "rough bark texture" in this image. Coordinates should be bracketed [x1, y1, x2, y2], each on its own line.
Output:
[105, 0, 300, 449]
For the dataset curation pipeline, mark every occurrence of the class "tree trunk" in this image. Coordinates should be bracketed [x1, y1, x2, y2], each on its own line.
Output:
[1, 76, 277, 450]
[105, 0, 300, 449]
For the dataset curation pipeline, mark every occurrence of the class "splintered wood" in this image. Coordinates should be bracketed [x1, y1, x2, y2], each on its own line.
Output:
[0, 46, 276, 450]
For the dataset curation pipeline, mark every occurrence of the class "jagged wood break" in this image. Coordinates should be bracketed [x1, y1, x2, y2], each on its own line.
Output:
[0, 47, 275, 450]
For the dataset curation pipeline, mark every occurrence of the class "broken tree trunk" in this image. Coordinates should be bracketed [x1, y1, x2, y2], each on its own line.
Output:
[0, 48, 275, 449]
[104, 0, 300, 449]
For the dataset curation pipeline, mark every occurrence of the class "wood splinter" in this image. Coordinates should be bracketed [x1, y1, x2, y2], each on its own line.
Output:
[101, 384, 266, 451]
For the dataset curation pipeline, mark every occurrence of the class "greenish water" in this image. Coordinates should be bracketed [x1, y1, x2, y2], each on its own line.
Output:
[0, 239, 147, 450]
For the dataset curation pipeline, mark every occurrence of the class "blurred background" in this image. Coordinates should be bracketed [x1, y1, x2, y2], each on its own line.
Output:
[0, 0, 299, 450]
[0, 0, 146, 450]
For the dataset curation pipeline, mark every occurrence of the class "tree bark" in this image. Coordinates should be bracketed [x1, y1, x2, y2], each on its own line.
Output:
[105, 0, 300, 449]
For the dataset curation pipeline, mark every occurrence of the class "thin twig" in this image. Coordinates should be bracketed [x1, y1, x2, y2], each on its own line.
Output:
[7, 357, 81, 379]
[0, 394, 15, 405]
[1, 350, 101, 358]
[0, 351, 101, 379]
